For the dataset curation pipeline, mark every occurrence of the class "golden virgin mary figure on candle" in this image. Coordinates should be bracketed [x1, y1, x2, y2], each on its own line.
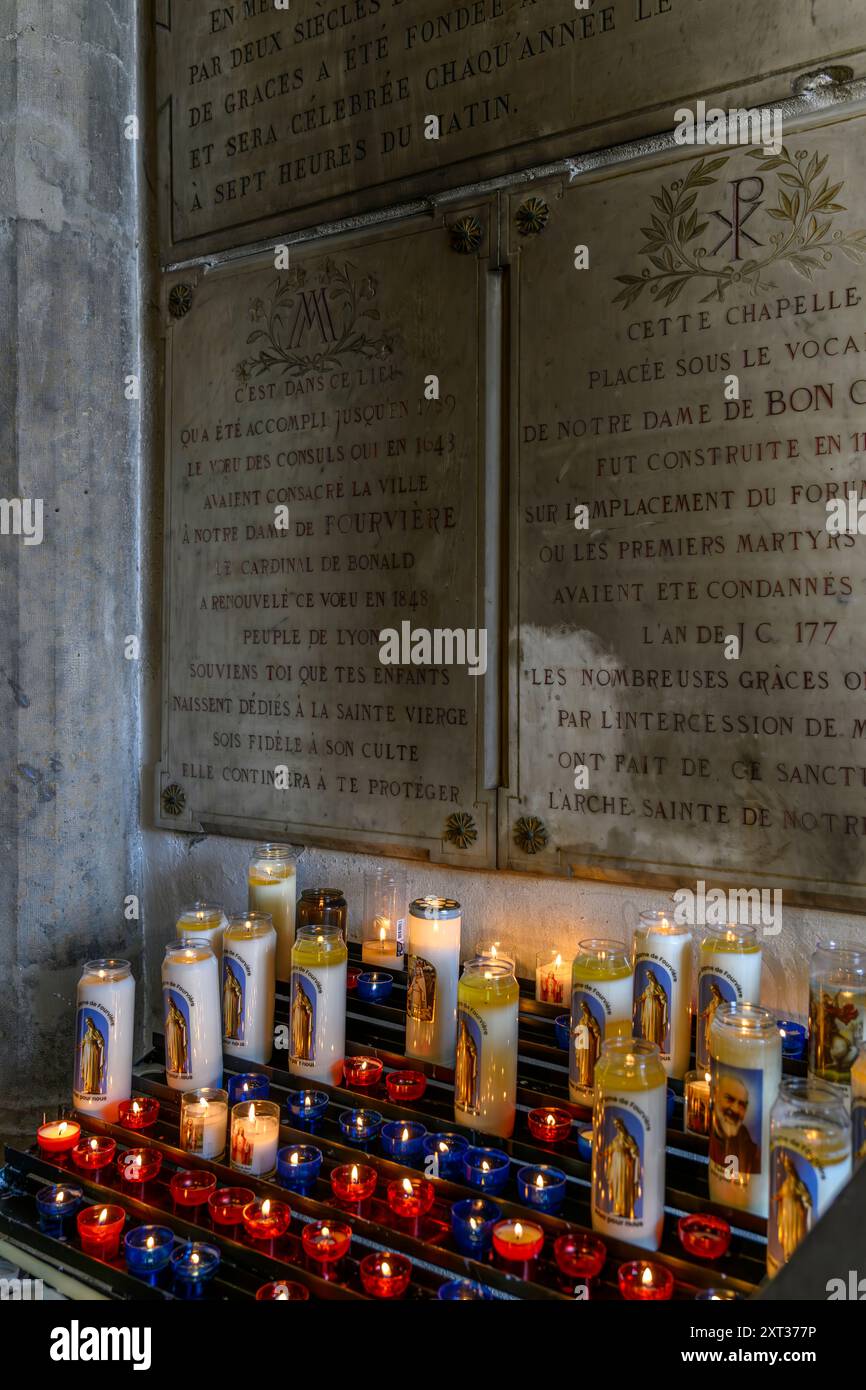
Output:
[78, 1015, 105, 1095]
[165, 994, 190, 1077]
[455, 1015, 479, 1113]
[601, 1116, 642, 1219]
[291, 978, 314, 1061]
[573, 1001, 602, 1090]
[223, 961, 243, 1041]
[700, 981, 725, 1063]
[772, 1152, 812, 1262]
[637, 969, 668, 1049]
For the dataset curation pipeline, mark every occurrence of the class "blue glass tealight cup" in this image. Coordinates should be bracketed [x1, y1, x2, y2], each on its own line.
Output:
[463, 1146, 510, 1194]
[666, 1088, 676, 1125]
[517, 1164, 567, 1215]
[277, 1144, 323, 1196]
[356, 971, 394, 1003]
[451, 1197, 502, 1256]
[422, 1132, 470, 1180]
[170, 1241, 221, 1299]
[36, 1184, 83, 1239]
[554, 1014, 570, 1051]
[338, 1108, 384, 1148]
[381, 1120, 427, 1162]
[124, 1225, 174, 1284]
[227, 1073, 270, 1106]
[576, 1126, 593, 1163]
[438, 1278, 495, 1300]
[286, 1090, 329, 1133]
[777, 1019, 808, 1060]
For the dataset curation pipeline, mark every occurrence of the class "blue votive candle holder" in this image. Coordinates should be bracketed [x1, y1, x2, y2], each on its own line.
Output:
[381, 1120, 427, 1162]
[463, 1147, 510, 1194]
[356, 971, 394, 1003]
[666, 1088, 676, 1125]
[438, 1278, 495, 1300]
[423, 1132, 470, 1180]
[124, 1225, 174, 1284]
[338, 1108, 384, 1147]
[36, 1184, 83, 1239]
[777, 1020, 808, 1060]
[554, 1014, 570, 1051]
[277, 1144, 323, 1195]
[517, 1164, 568, 1215]
[451, 1197, 502, 1256]
[170, 1241, 221, 1299]
[227, 1073, 270, 1105]
[286, 1089, 329, 1133]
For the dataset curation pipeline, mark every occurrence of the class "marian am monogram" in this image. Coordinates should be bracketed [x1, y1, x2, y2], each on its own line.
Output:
[613, 148, 866, 309]
[236, 257, 395, 380]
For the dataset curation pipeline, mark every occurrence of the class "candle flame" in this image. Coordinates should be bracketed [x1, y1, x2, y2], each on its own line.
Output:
[535, 1174, 545, 1189]
[191, 1252, 200, 1266]
[132, 1100, 140, 1115]
[469, 1218, 478, 1231]
[554, 954, 562, 968]
[379, 926, 386, 943]
[402, 1178, 413, 1195]
[146, 1236, 155, 1251]
[546, 1114, 555, 1126]
[514, 1222, 523, 1237]
[304, 1094, 311, 1107]
[350, 1165, 359, 1182]
[262, 1200, 271, 1216]
[401, 1127, 409, 1142]
[58, 1122, 68, 1136]
[381, 1260, 391, 1277]
[438, 1141, 447, 1152]
[704, 1072, 711, 1084]
[247, 1103, 255, 1121]
[242, 1082, 249, 1095]
[201, 1099, 209, 1114]
[56, 1191, 65, 1203]
[90, 1138, 98, 1151]
[276, 1285, 288, 1300]
[134, 1153, 142, 1168]
[290, 1151, 299, 1166]
[321, 1226, 330, 1238]
[98, 1208, 108, 1226]
[641, 1266, 653, 1286]
[98, 969, 106, 980]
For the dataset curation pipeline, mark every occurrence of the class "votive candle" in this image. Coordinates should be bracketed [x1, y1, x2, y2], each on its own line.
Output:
[230, 1099, 280, 1178]
[492, 1219, 545, 1277]
[380, 1120, 427, 1162]
[208, 1186, 254, 1230]
[516, 1164, 567, 1215]
[286, 1089, 329, 1132]
[276, 1144, 322, 1196]
[422, 1132, 469, 1180]
[256, 1280, 310, 1301]
[71, 1135, 116, 1173]
[338, 1108, 384, 1148]
[463, 1146, 510, 1194]
[170, 1169, 217, 1209]
[171, 1242, 220, 1299]
[359, 1251, 412, 1299]
[330, 1162, 377, 1207]
[528, 1108, 572, 1145]
[242, 1197, 291, 1248]
[385, 1069, 427, 1104]
[226, 1073, 270, 1105]
[117, 1148, 163, 1186]
[36, 1185, 83, 1238]
[37, 1118, 80, 1156]
[618, 1260, 674, 1301]
[343, 1057, 383, 1090]
[118, 1097, 160, 1131]
[451, 1197, 501, 1257]
[77, 1205, 125, 1259]
[180, 1087, 228, 1161]
[124, 1225, 174, 1284]
[632, 912, 693, 1080]
[301, 1220, 351, 1276]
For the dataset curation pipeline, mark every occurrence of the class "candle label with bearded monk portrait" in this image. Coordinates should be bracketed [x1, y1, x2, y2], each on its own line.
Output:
[709, 1002, 782, 1216]
[72, 959, 135, 1121]
[289, 923, 347, 1085]
[767, 1080, 850, 1275]
[569, 940, 633, 1105]
[808, 939, 866, 1091]
[592, 1039, 667, 1252]
[454, 960, 519, 1140]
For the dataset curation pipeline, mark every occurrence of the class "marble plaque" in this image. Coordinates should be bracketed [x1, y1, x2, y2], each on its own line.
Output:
[155, 0, 866, 260]
[156, 206, 497, 866]
[506, 106, 866, 906]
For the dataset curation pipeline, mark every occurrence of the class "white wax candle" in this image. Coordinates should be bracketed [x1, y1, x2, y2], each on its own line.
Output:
[592, 1040, 667, 1252]
[405, 898, 462, 1067]
[73, 959, 135, 1123]
[696, 926, 762, 1069]
[162, 941, 223, 1092]
[454, 962, 520, 1139]
[248, 853, 296, 980]
[289, 926, 347, 1085]
[569, 942, 634, 1105]
[362, 916, 405, 971]
[536, 952, 570, 1006]
[230, 1103, 279, 1177]
[181, 1096, 228, 1159]
[767, 1121, 851, 1275]
[633, 915, 693, 1079]
[223, 915, 276, 1064]
[709, 1003, 782, 1217]
[176, 902, 227, 962]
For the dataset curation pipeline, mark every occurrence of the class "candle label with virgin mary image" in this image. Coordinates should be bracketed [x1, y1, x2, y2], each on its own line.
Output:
[592, 1088, 665, 1249]
[163, 987, 193, 1081]
[407, 956, 436, 1023]
[696, 971, 738, 1071]
[709, 1061, 763, 1188]
[454, 1009, 481, 1118]
[222, 956, 245, 1045]
[290, 968, 318, 1067]
[73, 1005, 109, 1104]
[633, 959, 672, 1059]
[569, 990, 604, 1101]
[767, 1137, 850, 1274]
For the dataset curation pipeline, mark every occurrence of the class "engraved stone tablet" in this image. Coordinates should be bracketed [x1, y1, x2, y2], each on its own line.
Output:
[157, 208, 496, 867]
[506, 108, 866, 906]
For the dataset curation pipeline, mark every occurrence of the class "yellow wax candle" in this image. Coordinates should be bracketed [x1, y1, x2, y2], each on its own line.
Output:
[455, 960, 519, 1139]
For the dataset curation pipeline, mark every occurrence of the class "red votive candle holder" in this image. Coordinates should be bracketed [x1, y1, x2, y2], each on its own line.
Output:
[553, 1231, 607, 1285]
[492, 1219, 545, 1278]
[343, 1057, 383, 1089]
[677, 1214, 731, 1261]
[618, 1260, 675, 1301]
[528, 1107, 573, 1145]
[242, 1198, 291, 1248]
[331, 1162, 378, 1207]
[347, 966, 361, 992]
[208, 1186, 255, 1230]
[171, 1169, 218, 1209]
[117, 1148, 163, 1187]
[37, 1119, 81, 1157]
[77, 1205, 126, 1260]
[360, 1251, 412, 1299]
[256, 1281, 311, 1301]
[385, 1070, 427, 1104]
[71, 1135, 117, 1173]
[117, 1097, 160, 1131]
[386, 1175, 435, 1229]
[301, 1220, 352, 1278]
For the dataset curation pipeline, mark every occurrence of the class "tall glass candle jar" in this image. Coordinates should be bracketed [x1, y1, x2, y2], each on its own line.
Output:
[696, 923, 762, 1070]
[289, 923, 347, 1085]
[569, 939, 633, 1105]
[709, 1001, 782, 1217]
[406, 897, 462, 1067]
[808, 938, 866, 1093]
[454, 960, 519, 1139]
[222, 913, 276, 1065]
[852, 1042, 866, 1166]
[297, 888, 348, 940]
[767, 1079, 851, 1276]
[247, 844, 297, 980]
[162, 939, 222, 1092]
[180, 1087, 229, 1161]
[362, 868, 407, 971]
[230, 1099, 280, 1178]
[176, 901, 227, 962]
[633, 912, 693, 1079]
[72, 959, 135, 1122]
[592, 1039, 667, 1252]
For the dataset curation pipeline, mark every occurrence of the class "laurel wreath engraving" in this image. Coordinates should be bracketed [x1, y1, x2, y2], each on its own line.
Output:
[613, 148, 866, 309]
[236, 258, 394, 379]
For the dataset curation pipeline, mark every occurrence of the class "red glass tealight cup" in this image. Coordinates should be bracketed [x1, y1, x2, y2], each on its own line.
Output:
[117, 1097, 160, 1131]
[331, 1162, 378, 1207]
[77, 1205, 126, 1260]
[302, 1220, 352, 1278]
[117, 1148, 163, 1186]
[553, 1231, 606, 1287]
[385, 1070, 427, 1104]
[257, 1281, 311, 1301]
[492, 1219, 545, 1278]
[343, 1056, 383, 1089]
[171, 1169, 218, 1209]
[677, 1213, 731, 1261]
[359, 1251, 412, 1299]
[72, 1135, 117, 1173]
[242, 1197, 291, 1248]
[528, 1107, 572, 1145]
[618, 1260, 675, 1301]
[386, 1175, 435, 1228]
[208, 1186, 255, 1230]
[37, 1119, 81, 1157]
[346, 966, 361, 992]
